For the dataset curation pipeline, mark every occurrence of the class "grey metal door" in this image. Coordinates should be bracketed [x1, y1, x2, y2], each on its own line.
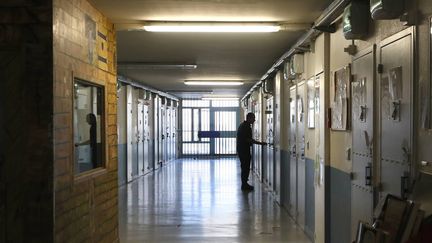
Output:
[289, 86, 297, 218]
[253, 101, 262, 180]
[153, 96, 160, 170]
[297, 81, 306, 228]
[274, 74, 282, 202]
[131, 89, 139, 179]
[137, 101, 145, 176]
[351, 46, 375, 238]
[172, 108, 177, 159]
[143, 104, 150, 174]
[265, 97, 274, 189]
[161, 104, 167, 163]
[378, 27, 413, 199]
[126, 85, 134, 182]
[166, 107, 172, 161]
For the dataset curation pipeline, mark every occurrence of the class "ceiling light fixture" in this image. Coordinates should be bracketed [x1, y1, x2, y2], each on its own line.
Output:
[118, 63, 197, 70]
[202, 97, 240, 101]
[143, 22, 280, 33]
[184, 81, 244, 86]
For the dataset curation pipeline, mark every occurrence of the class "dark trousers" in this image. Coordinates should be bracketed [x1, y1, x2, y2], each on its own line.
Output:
[238, 152, 251, 185]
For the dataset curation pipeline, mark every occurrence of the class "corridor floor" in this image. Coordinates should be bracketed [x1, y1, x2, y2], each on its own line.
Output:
[119, 158, 310, 243]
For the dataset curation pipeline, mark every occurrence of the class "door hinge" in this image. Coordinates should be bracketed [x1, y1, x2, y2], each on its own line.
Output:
[377, 64, 384, 74]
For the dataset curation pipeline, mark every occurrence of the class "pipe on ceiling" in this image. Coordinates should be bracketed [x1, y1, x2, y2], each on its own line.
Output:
[118, 75, 179, 101]
[241, 0, 351, 101]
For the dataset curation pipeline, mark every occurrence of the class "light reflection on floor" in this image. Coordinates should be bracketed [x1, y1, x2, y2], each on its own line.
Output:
[119, 158, 310, 243]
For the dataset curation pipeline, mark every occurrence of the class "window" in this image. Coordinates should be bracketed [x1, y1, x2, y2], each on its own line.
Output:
[73, 79, 105, 174]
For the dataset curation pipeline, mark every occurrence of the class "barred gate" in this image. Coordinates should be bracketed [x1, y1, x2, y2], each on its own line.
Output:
[180, 99, 240, 157]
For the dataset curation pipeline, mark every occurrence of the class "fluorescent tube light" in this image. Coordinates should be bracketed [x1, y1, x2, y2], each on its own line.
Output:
[118, 63, 197, 70]
[184, 81, 244, 86]
[202, 97, 239, 101]
[143, 23, 280, 33]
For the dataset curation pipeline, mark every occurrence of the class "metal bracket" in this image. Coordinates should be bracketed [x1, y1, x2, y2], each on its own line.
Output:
[399, 11, 416, 26]
[344, 44, 358, 56]
[313, 23, 336, 33]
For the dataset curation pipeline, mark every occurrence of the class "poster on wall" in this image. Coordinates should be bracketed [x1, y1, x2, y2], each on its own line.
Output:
[352, 77, 367, 122]
[307, 78, 315, 128]
[85, 15, 97, 65]
[331, 65, 351, 130]
[387, 66, 403, 121]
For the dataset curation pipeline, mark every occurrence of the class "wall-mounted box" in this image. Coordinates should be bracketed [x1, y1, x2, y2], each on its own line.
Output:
[343, 1, 370, 40]
[370, 0, 404, 20]
[290, 54, 304, 74]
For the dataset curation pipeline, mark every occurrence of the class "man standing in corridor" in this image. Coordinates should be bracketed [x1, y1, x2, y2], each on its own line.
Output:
[236, 112, 267, 191]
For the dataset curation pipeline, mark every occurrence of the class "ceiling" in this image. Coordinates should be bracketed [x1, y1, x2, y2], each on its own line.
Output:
[89, 0, 333, 98]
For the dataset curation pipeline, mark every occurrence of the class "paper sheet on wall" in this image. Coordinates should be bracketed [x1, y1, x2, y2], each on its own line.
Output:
[320, 159, 325, 185]
[331, 66, 350, 130]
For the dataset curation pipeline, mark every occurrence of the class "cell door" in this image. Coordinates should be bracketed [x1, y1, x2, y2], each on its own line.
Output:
[159, 103, 165, 164]
[378, 28, 413, 199]
[153, 96, 160, 169]
[253, 102, 262, 179]
[166, 108, 172, 161]
[131, 89, 139, 179]
[143, 104, 150, 174]
[137, 101, 145, 176]
[289, 86, 297, 218]
[297, 81, 306, 229]
[126, 86, 134, 182]
[264, 97, 274, 189]
[351, 46, 375, 238]
[171, 107, 177, 159]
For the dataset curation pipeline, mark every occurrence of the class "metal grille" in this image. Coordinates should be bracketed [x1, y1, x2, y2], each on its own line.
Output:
[180, 99, 239, 157]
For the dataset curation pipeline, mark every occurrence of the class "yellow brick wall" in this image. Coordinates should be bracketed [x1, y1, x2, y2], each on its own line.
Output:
[53, 0, 118, 242]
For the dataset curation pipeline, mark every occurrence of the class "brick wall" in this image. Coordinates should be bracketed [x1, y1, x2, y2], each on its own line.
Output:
[53, 0, 118, 242]
[0, 0, 54, 242]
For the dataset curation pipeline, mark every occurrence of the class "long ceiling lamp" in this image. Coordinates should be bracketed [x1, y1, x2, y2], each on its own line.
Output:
[118, 62, 197, 70]
[143, 22, 280, 33]
[184, 81, 244, 86]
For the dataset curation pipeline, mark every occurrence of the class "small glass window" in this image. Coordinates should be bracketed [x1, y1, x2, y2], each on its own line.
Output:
[73, 79, 105, 174]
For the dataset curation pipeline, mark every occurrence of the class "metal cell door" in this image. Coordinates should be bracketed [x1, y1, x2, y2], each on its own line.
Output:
[379, 28, 413, 199]
[166, 108, 172, 161]
[253, 101, 262, 179]
[131, 89, 139, 179]
[126, 86, 133, 182]
[265, 97, 274, 189]
[351, 46, 375, 238]
[297, 81, 306, 228]
[137, 101, 145, 176]
[143, 104, 150, 174]
[154, 96, 160, 170]
[172, 108, 177, 159]
[289, 86, 297, 218]
[159, 102, 165, 164]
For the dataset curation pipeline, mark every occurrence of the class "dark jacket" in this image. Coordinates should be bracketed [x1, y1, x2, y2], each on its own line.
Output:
[236, 121, 252, 154]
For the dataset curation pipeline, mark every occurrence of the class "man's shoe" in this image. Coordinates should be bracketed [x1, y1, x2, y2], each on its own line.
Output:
[241, 184, 254, 191]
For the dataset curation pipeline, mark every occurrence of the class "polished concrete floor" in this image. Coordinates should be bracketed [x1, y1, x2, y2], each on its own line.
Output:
[119, 158, 310, 243]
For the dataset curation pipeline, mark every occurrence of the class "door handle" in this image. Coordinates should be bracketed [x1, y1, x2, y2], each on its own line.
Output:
[365, 164, 372, 186]
[401, 174, 410, 199]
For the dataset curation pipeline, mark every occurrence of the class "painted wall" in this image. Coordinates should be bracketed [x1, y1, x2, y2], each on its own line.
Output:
[328, 23, 353, 243]
[53, 0, 119, 242]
